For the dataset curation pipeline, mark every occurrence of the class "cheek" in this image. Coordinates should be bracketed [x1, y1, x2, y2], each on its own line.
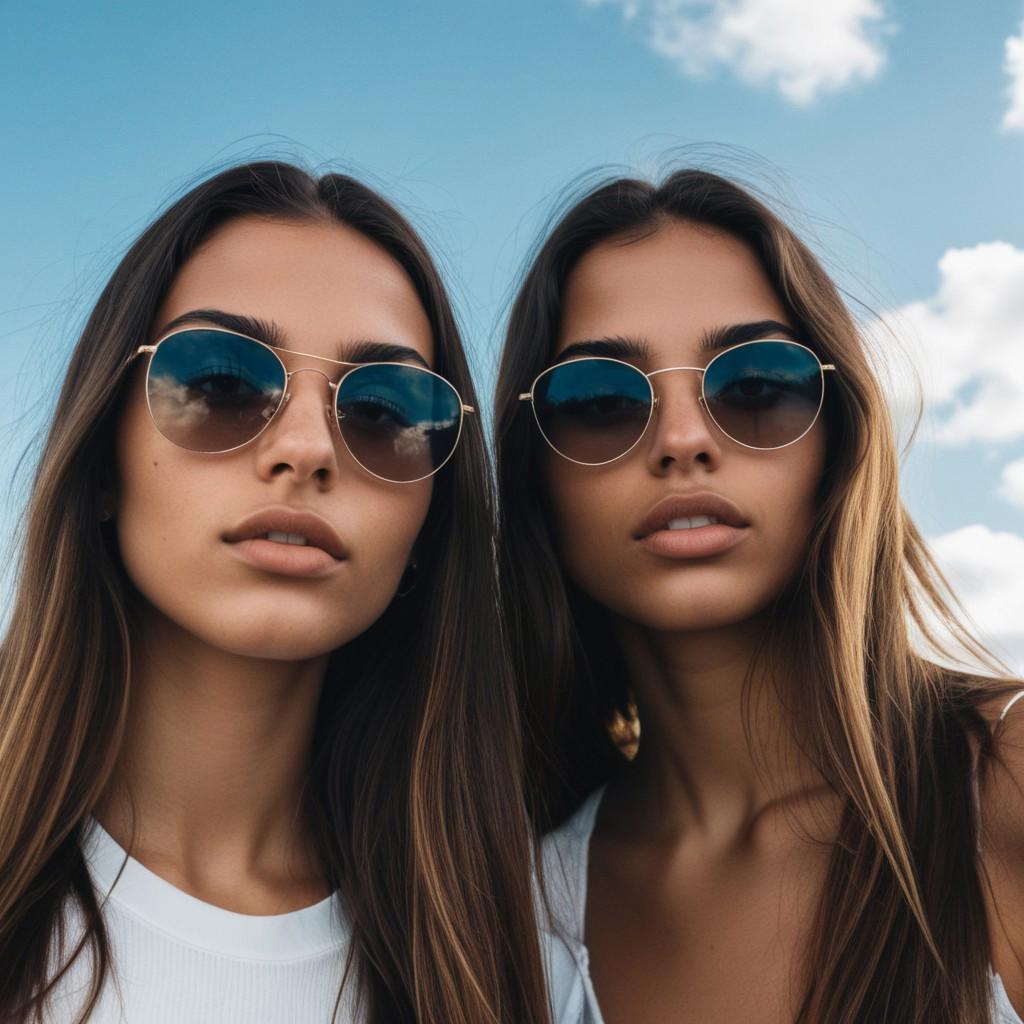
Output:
[542, 456, 630, 585]
[355, 480, 432, 572]
[762, 426, 827, 564]
[113, 410, 227, 616]
[114, 390, 193, 562]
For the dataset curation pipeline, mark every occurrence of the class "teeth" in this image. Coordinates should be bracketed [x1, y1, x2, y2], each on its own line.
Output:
[666, 515, 719, 531]
[264, 531, 309, 546]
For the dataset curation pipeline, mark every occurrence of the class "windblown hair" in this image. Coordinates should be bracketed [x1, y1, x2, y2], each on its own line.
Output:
[494, 168, 1023, 1023]
[0, 161, 551, 1024]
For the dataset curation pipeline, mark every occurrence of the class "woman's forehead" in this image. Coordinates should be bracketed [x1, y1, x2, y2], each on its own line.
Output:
[155, 217, 435, 367]
[556, 221, 791, 360]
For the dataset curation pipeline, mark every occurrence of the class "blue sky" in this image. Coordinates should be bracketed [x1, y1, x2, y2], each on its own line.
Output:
[2, 0, 1022, 664]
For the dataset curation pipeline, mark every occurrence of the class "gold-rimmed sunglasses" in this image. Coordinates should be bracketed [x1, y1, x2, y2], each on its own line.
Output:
[132, 327, 474, 483]
[519, 338, 836, 465]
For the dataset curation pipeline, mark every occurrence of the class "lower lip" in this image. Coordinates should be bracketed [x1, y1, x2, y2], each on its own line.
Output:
[638, 524, 749, 559]
[225, 538, 344, 577]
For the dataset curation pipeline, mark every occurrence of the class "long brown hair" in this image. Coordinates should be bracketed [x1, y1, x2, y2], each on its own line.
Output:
[494, 168, 1023, 1022]
[0, 161, 551, 1024]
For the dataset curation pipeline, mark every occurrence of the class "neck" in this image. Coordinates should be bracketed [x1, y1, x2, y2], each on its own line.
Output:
[610, 612, 830, 844]
[95, 608, 328, 886]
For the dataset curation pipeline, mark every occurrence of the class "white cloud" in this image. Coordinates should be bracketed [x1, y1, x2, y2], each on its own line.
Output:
[1003, 21, 1024, 132]
[587, 0, 892, 105]
[873, 242, 1024, 446]
[928, 524, 1024, 674]
[999, 458, 1024, 510]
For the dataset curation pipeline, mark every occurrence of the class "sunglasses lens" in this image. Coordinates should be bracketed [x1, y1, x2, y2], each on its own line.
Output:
[703, 341, 824, 449]
[147, 330, 285, 452]
[336, 364, 463, 482]
[532, 359, 652, 464]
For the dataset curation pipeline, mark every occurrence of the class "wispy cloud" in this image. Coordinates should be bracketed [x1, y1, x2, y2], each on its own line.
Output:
[873, 242, 1024, 446]
[1003, 21, 1024, 132]
[999, 458, 1024, 510]
[586, 0, 892, 105]
[929, 524, 1024, 673]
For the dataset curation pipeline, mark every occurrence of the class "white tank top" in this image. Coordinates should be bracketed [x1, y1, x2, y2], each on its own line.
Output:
[539, 698, 1024, 1024]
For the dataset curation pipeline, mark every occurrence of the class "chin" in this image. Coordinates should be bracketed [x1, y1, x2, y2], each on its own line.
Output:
[593, 581, 779, 637]
[149, 595, 390, 663]
[167, 616, 337, 661]
[208, 626, 348, 662]
[625, 607, 766, 635]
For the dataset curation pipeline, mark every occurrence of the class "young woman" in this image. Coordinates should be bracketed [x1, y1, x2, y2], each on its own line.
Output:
[495, 169, 1024, 1023]
[0, 162, 551, 1024]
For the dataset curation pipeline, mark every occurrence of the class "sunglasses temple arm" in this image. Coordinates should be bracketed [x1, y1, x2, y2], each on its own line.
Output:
[117, 346, 153, 377]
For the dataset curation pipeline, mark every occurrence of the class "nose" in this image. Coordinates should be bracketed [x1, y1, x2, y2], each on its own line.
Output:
[253, 367, 341, 485]
[643, 368, 724, 475]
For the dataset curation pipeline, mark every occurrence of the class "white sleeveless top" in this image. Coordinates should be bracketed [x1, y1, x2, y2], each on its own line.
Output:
[43, 816, 353, 1023]
[540, 779, 1024, 1024]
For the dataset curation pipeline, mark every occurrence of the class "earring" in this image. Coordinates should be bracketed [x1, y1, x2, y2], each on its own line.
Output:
[97, 490, 116, 522]
[396, 560, 418, 598]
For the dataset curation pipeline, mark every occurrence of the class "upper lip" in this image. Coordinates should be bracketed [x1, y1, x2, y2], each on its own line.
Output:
[222, 506, 347, 559]
[634, 491, 749, 538]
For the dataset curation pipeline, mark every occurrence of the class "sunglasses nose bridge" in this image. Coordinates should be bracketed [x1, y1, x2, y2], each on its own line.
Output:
[279, 367, 340, 431]
[647, 365, 704, 412]
[647, 364, 704, 380]
[285, 366, 333, 385]
[645, 366, 719, 449]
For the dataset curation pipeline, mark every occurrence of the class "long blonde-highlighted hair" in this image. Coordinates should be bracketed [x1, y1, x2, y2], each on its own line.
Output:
[0, 162, 551, 1024]
[494, 168, 1022, 1022]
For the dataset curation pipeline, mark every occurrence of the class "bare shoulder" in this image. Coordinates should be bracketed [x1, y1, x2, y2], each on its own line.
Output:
[976, 687, 1024, 850]
[975, 686, 1024, 1007]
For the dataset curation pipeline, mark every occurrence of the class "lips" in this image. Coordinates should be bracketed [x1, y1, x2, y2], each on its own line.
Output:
[222, 507, 347, 560]
[634, 491, 749, 540]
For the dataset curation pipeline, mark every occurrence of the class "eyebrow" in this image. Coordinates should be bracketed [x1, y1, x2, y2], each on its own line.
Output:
[157, 309, 431, 369]
[698, 319, 800, 353]
[554, 336, 652, 364]
[554, 320, 801, 367]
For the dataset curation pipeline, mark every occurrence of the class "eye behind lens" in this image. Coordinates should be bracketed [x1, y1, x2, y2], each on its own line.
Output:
[146, 328, 287, 452]
[702, 340, 824, 449]
[335, 363, 464, 482]
[531, 358, 652, 464]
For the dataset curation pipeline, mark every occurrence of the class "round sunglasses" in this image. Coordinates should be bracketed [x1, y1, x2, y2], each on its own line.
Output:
[132, 327, 474, 483]
[519, 338, 837, 465]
